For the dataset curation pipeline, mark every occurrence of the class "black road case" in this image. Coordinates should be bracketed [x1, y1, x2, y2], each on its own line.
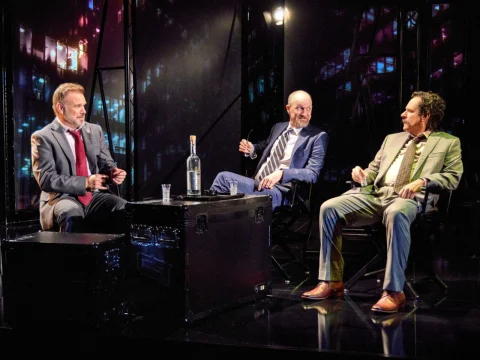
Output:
[1, 232, 127, 328]
[125, 194, 272, 324]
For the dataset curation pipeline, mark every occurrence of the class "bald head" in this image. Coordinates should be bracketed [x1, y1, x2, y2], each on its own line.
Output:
[286, 90, 313, 128]
[287, 90, 312, 106]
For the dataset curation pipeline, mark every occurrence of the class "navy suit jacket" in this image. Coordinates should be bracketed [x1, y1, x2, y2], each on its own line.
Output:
[253, 122, 329, 192]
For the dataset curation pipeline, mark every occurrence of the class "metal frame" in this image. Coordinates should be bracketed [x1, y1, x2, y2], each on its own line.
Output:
[86, 0, 138, 201]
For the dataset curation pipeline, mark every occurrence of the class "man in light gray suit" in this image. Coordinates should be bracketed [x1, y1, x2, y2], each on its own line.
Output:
[302, 91, 463, 313]
[210, 90, 329, 210]
[31, 82, 127, 233]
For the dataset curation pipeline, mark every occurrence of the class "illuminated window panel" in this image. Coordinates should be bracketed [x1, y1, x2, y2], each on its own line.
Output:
[406, 11, 417, 30]
[360, 7, 375, 30]
[343, 48, 350, 64]
[32, 74, 46, 100]
[78, 40, 88, 74]
[377, 60, 385, 74]
[248, 83, 254, 103]
[453, 53, 463, 68]
[45, 36, 56, 64]
[431, 68, 443, 80]
[257, 75, 265, 94]
[67, 47, 79, 72]
[56, 42, 67, 70]
[19, 25, 32, 55]
[147, 69, 151, 87]
[385, 57, 395, 72]
[432, 4, 449, 17]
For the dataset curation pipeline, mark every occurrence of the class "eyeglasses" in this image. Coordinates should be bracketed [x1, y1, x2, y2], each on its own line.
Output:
[293, 105, 313, 113]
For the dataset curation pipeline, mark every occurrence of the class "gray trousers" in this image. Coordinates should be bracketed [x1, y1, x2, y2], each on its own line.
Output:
[53, 191, 127, 234]
[318, 186, 418, 292]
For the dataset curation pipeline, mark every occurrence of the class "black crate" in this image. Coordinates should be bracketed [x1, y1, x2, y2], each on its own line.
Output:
[1, 232, 127, 328]
[125, 194, 272, 324]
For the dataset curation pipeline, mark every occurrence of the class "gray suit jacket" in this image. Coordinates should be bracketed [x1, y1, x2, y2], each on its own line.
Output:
[31, 119, 117, 230]
[346, 131, 463, 210]
[253, 121, 329, 192]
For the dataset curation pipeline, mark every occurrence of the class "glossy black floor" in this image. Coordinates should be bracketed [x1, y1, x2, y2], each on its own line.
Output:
[1, 209, 480, 357]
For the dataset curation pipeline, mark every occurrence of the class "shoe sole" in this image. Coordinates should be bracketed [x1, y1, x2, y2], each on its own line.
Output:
[371, 302, 405, 313]
[301, 292, 344, 301]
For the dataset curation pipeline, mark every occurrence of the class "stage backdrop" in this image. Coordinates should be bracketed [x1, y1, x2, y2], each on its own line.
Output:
[134, 0, 242, 199]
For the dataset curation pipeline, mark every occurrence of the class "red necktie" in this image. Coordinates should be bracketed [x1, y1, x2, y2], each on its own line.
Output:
[68, 129, 92, 206]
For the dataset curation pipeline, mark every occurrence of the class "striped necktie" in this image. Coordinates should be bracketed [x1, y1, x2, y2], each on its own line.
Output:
[393, 134, 425, 193]
[258, 128, 294, 180]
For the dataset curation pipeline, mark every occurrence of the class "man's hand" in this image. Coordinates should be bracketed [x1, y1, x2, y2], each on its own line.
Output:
[86, 174, 109, 191]
[397, 179, 424, 199]
[111, 167, 127, 185]
[351, 166, 366, 184]
[239, 139, 253, 155]
[258, 170, 283, 190]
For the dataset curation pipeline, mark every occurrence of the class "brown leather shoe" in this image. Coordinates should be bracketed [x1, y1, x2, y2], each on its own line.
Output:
[301, 281, 344, 300]
[302, 299, 345, 315]
[371, 291, 406, 313]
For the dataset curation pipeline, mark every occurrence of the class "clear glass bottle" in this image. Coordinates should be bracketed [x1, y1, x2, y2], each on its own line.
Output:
[187, 135, 201, 195]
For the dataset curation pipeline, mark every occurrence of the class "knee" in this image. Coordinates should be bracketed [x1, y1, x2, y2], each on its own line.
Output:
[319, 199, 337, 219]
[385, 209, 411, 225]
[212, 171, 229, 188]
[57, 207, 84, 222]
[216, 171, 229, 181]
[114, 197, 127, 211]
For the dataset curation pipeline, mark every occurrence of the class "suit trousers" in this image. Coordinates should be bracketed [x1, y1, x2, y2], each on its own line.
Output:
[53, 191, 127, 233]
[210, 171, 284, 210]
[317, 186, 418, 292]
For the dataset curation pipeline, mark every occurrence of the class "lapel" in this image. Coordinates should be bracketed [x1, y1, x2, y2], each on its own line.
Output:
[411, 132, 440, 179]
[291, 125, 311, 157]
[51, 120, 75, 174]
[259, 123, 289, 166]
[81, 124, 97, 173]
[376, 132, 411, 183]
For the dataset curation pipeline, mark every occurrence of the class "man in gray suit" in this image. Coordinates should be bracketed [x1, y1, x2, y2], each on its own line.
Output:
[31, 82, 127, 233]
[210, 90, 329, 210]
[302, 91, 463, 313]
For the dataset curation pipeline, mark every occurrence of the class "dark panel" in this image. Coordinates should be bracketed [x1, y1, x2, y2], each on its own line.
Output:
[135, 0, 242, 200]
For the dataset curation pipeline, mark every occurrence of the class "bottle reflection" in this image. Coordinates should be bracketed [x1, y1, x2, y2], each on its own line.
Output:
[302, 299, 345, 350]
[371, 308, 416, 357]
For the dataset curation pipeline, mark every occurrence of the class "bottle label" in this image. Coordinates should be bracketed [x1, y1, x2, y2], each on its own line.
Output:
[187, 170, 200, 194]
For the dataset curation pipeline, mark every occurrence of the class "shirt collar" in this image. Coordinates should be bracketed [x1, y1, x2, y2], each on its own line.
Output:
[407, 130, 431, 140]
[288, 126, 302, 136]
[56, 117, 85, 132]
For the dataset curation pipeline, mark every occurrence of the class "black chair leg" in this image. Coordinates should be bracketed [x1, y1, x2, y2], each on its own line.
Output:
[404, 279, 420, 301]
[271, 238, 310, 283]
[344, 253, 384, 291]
[271, 255, 292, 283]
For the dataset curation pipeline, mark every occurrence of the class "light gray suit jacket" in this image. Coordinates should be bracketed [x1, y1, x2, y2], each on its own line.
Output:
[346, 131, 463, 210]
[31, 119, 117, 230]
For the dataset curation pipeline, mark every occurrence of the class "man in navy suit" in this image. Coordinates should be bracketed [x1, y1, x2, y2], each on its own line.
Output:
[31, 82, 127, 233]
[210, 90, 329, 210]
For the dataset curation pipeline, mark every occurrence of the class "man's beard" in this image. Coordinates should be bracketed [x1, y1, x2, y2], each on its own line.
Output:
[292, 117, 308, 128]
